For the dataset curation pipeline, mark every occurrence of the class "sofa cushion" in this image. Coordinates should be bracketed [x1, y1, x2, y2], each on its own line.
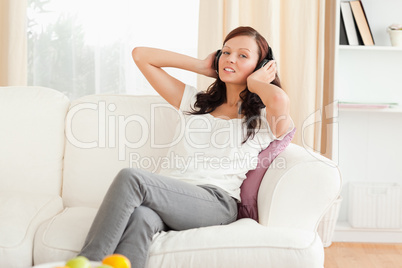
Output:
[34, 210, 324, 268]
[34, 207, 97, 264]
[62, 95, 180, 208]
[0, 192, 63, 268]
[0, 86, 69, 195]
[238, 128, 295, 221]
[148, 219, 324, 268]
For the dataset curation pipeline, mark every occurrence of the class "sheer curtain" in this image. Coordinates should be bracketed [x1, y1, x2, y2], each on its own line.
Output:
[198, 0, 335, 158]
[27, 0, 199, 100]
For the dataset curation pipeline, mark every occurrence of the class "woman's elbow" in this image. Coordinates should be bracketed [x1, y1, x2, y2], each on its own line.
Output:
[269, 93, 291, 137]
[132, 47, 144, 64]
[270, 91, 290, 113]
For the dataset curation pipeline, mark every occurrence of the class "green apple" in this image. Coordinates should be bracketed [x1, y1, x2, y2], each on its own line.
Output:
[65, 256, 91, 268]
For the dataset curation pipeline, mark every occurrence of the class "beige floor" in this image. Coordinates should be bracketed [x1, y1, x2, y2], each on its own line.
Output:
[324, 242, 402, 268]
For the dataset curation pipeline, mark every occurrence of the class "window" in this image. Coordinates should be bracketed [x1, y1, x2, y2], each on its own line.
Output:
[27, 0, 199, 99]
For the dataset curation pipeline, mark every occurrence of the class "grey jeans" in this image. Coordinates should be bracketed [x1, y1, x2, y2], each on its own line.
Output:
[79, 168, 238, 268]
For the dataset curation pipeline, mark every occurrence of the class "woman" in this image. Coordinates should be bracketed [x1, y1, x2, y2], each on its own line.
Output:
[79, 26, 293, 268]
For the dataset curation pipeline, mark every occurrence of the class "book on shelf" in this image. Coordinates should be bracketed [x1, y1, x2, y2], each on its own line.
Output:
[339, 9, 348, 45]
[349, 0, 375, 45]
[340, 1, 361, 45]
[338, 102, 399, 109]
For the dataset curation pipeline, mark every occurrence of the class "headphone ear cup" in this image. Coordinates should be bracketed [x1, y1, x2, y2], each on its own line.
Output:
[267, 46, 274, 61]
[255, 59, 269, 71]
[254, 46, 275, 71]
[214, 50, 222, 73]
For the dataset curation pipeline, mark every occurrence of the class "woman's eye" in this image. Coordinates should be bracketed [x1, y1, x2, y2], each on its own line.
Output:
[240, 54, 247, 58]
[222, 51, 230, 55]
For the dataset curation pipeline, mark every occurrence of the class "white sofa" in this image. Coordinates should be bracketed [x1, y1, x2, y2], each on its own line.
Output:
[0, 86, 342, 268]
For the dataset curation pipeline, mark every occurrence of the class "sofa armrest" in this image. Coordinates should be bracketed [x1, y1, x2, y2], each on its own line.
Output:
[257, 144, 342, 231]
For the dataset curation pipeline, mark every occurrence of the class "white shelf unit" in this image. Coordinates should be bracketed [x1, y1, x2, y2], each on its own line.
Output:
[332, 0, 402, 243]
[339, 45, 402, 51]
[339, 107, 402, 113]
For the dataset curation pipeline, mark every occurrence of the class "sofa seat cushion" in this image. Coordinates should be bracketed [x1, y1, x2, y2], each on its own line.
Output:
[148, 218, 324, 268]
[35, 209, 323, 268]
[0, 192, 63, 268]
[34, 207, 98, 264]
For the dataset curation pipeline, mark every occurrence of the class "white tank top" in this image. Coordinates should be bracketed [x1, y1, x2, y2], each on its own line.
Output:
[158, 84, 292, 200]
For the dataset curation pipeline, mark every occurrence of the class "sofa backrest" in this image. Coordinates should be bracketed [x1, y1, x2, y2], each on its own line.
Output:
[0, 86, 70, 195]
[62, 94, 181, 208]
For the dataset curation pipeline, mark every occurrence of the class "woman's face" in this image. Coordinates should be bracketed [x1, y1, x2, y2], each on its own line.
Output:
[218, 35, 260, 87]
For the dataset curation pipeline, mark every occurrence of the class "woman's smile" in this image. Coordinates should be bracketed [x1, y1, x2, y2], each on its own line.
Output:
[223, 67, 235, 73]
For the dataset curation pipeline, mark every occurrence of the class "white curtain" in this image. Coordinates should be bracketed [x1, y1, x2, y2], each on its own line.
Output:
[0, 0, 27, 86]
[27, 0, 199, 100]
[198, 0, 335, 157]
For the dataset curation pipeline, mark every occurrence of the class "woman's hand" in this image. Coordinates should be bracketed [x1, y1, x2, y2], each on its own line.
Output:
[200, 51, 219, 79]
[247, 60, 277, 92]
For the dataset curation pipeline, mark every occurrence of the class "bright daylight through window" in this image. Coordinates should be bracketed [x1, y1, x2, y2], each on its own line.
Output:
[27, 0, 199, 99]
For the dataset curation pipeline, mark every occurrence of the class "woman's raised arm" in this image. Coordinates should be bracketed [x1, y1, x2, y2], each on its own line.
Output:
[132, 47, 216, 109]
[247, 60, 291, 138]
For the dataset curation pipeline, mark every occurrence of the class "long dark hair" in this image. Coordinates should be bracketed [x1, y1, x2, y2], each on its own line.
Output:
[189, 26, 282, 143]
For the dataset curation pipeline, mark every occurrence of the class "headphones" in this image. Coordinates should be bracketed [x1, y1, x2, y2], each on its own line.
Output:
[214, 46, 274, 74]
